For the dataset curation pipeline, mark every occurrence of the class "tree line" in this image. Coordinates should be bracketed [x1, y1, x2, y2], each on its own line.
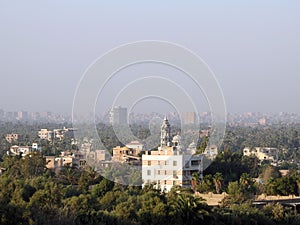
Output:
[0, 151, 300, 224]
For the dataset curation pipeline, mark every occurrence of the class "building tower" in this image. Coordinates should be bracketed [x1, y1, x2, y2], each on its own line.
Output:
[109, 106, 127, 125]
[160, 116, 172, 147]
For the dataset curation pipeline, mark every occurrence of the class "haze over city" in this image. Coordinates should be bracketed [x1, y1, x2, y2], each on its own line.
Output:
[1, 0, 300, 113]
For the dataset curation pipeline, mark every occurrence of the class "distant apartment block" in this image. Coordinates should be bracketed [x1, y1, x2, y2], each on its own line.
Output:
[112, 145, 141, 164]
[80, 141, 111, 162]
[142, 116, 203, 192]
[5, 133, 23, 143]
[243, 147, 278, 162]
[259, 118, 266, 126]
[81, 142, 92, 153]
[85, 149, 112, 169]
[88, 150, 111, 162]
[38, 127, 75, 141]
[126, 140, 144, 152]
[182, 112, 196, 125]
[16, 111, 28, 121]
[45, 150, 86, 170]
[38, 129, 54, 141]
[109, 106, 127, 125]
[45, 148, 112, 170]
[8, 143, 40, 157]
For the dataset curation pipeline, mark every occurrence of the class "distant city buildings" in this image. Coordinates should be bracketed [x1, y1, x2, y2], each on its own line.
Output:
[109, 106, 127, 125]
[0, 107, 300, 126]
[0, 109, 71, 123]
[259, 118, 266, 126]
[182, 112, 196, 125]
[16, 111, 28, 121]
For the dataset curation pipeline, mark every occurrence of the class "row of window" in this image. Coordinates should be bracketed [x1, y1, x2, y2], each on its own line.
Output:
[147, 160, 178, 166]
[147, 170, 178, 177]
[145, 180, 179, 186]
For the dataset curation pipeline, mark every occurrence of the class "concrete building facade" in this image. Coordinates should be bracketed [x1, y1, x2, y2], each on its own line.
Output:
[5, 133, 23, 143]
[142, 116, 203, 192]
[182, 112, 196, 125]
[109, 106, 127, 125]
[243, 147, 278, 162]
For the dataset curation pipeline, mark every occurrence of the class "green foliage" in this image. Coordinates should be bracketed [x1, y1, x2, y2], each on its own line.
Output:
[223, 173, 256, 206]
[266, 175, 298, 196]
[168, 192, 212, 225]
[1, 122, 300, 224]
[205, 149, 256, 185]
[213, 172, 224, 194]
[196, 136, 208, 154]
[259, 165, 282, 184]
[197, 174, 215, 193]
[0, 152, 300, 225]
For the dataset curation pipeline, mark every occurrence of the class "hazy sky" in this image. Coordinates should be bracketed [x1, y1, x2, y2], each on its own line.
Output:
[1, 0, 300, 113]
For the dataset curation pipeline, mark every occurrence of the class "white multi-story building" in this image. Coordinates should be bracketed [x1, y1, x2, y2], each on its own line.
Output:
[8, 143, 40, 157]
[142, 116, 203, 192]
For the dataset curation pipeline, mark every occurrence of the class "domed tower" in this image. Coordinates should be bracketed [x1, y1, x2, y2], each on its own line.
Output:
[160, 115, 172, 147]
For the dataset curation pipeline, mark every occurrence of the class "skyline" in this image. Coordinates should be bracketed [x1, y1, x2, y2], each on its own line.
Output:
[1, 1, 300, 113]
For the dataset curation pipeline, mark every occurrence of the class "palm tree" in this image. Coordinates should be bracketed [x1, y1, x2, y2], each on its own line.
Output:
[239, 173, 253, 187]
[59, 165, 79, 185]
[191, 172, 200, 193]
[169, 193, 210, 225]
[213, 172, 223, 194]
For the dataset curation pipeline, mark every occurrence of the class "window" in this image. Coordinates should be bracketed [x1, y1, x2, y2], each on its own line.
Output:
[173, 170, 177, 178]
[184, 161, 190, 168]
[164, 180, 167, 185]
[148, 161, 151, 166]
[173, 160, 177, 166]
[157, 180, 161, 185]
[191, 160, 199, 166]
[164, 170, 167, 175]
[158, 170, 161, 175]
[147, 170, 151, 176]
[158, 160, 160, 165]
[164, 161, 168, 165]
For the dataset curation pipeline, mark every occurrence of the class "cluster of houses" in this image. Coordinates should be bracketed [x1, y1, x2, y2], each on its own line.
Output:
[243, 147, 278, 165]
[8, 143, 41, 157]
[5, 119, 279, 192]
[38, 127, 76, 141]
